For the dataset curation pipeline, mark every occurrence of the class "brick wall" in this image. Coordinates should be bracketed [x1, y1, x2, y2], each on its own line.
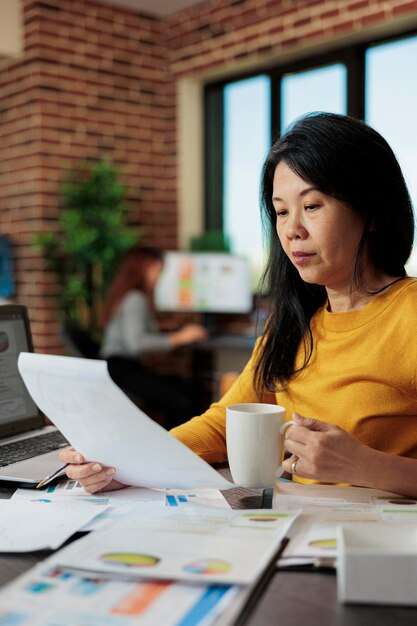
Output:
[166, 0, 417, 77]
[1, 0, 416, 353]
[0, 0, 173, 352]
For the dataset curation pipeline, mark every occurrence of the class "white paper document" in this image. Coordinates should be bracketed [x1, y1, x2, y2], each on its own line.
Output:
[273, 481, 393, 519]
[11, 481, 167, 531]
[0, 500, 106, 552]
[51, 507, 299, 585]
[0, 560, 240, 626]
[18, 352, 233, 490]
[273, 480, 402, 564]
[372, 494, 417, 522]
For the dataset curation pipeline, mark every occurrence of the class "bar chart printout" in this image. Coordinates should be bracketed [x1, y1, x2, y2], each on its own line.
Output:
[0, 561, 240, 626]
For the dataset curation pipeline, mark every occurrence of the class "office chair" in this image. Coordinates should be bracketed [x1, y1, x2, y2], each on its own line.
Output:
[63, 324, 100, 359]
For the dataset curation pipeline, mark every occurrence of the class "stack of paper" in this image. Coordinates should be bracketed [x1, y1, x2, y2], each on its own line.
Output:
[273, 480, 404, 567]
[49, 506, 299, 585]
[0, 498, 298, 625]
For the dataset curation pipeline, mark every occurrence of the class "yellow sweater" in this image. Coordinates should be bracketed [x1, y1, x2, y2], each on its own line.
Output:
[171, 277, 417, 468]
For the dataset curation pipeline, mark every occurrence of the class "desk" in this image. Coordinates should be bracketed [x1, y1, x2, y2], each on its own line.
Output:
[1, 477, 416, 625]
[191, 334, 255, 409]
[199, 333, 255, 367]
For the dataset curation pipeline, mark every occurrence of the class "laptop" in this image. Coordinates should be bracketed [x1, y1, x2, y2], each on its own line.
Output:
[0, 304, 68, 486]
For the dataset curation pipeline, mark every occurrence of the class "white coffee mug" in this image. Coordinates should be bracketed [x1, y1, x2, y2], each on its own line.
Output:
[226, 403, 295, 489]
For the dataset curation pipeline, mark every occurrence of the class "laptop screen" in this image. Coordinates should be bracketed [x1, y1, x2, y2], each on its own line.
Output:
[0, 305, 42, 438]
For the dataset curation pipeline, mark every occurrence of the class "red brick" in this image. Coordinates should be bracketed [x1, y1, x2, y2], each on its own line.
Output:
[392, 0, 417, 14]
[361, 11, 388, 26]
[348, 0, 372, 11]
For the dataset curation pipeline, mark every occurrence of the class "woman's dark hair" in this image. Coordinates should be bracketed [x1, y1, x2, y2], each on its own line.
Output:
[102, 246, 163, 325]
[255, 112, 414, 392]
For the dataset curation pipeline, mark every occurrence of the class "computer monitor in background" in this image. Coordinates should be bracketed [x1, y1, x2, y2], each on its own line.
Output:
[155, 252, 252, 314]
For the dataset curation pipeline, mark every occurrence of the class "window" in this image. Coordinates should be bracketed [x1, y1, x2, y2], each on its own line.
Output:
[205, 31, 417, 285]
[223, 76, 270, 284]
[365, 35, 417, 274]
[280, 63, 347, 130]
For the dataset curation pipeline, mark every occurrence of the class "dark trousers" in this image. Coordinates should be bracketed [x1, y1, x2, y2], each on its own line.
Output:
[106, 356, 197, 429]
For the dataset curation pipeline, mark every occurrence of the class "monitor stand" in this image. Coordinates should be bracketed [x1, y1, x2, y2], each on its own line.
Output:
[203, 312, 219, 337]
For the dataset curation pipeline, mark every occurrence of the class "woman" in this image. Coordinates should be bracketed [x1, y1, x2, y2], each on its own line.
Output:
[61, 113, 417, 496]
[100, 246, 208, 427]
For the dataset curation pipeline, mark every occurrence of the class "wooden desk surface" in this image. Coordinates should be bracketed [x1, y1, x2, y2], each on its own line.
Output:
[1, 478, 417, 625]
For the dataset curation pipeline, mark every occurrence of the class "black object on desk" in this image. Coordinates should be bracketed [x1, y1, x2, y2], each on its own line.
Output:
[260, 486, 274, 509]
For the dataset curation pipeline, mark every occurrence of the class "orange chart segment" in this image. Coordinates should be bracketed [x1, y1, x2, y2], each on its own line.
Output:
[111, 581, 171, 616]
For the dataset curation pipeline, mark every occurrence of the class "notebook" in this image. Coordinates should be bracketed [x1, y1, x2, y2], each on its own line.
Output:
[0, 304, 68, 486]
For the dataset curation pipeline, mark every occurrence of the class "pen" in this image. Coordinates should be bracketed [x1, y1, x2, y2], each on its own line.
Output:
[275, 556, 336, 573]
[36, 463, 69, 489]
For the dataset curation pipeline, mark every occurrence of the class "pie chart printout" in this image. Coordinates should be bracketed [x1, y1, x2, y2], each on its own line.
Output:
[101, 553, 160, 568]
[183, 559, 232, 575]
[308, 538, 337, 550]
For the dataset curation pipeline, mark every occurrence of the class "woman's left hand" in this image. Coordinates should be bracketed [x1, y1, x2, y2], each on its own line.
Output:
[282, 412, 372, 484]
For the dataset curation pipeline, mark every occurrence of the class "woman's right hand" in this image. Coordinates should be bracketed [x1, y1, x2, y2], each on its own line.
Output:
[59, 447, 127, 494]
[170, 323, 208, 347]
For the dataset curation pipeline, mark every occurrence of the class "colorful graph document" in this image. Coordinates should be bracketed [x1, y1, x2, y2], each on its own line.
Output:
[50, 507, 299, 585]
[273, 480, 403, 564]
[165, 488, 230, 509]
[0, 561, 240, 626]
[371, 494, 417, 522]
[0, 500, 107, 552]
[18, 353, 234, 490]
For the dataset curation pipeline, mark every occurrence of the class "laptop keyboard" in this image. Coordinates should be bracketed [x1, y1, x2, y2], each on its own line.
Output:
[0, 431, 69, 467]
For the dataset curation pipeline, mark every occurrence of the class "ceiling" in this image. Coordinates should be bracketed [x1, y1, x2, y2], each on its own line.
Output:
[99, 0, 207, 17]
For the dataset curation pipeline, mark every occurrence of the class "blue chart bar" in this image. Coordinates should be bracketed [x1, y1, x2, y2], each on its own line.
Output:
[47, 484, 57, 493]
[177, 585, 232, 626]
[166, 493, 199, 506]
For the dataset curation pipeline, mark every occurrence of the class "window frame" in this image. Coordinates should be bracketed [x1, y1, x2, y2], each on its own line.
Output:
[204, 28, 417, 232]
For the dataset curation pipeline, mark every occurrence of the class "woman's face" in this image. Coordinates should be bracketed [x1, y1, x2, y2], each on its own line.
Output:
[145, 259, 164, 293]
[272, 161, 367, 291]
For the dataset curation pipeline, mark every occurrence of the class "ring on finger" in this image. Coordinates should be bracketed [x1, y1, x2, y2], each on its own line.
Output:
[291, 456, 299, 475]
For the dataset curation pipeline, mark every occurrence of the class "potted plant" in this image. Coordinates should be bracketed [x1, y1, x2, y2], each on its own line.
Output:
[34, 159, 139, 342]
[189, 230, 231, 252]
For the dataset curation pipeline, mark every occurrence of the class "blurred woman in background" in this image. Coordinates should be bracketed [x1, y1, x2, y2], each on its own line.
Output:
[100, 246, 208, 428]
